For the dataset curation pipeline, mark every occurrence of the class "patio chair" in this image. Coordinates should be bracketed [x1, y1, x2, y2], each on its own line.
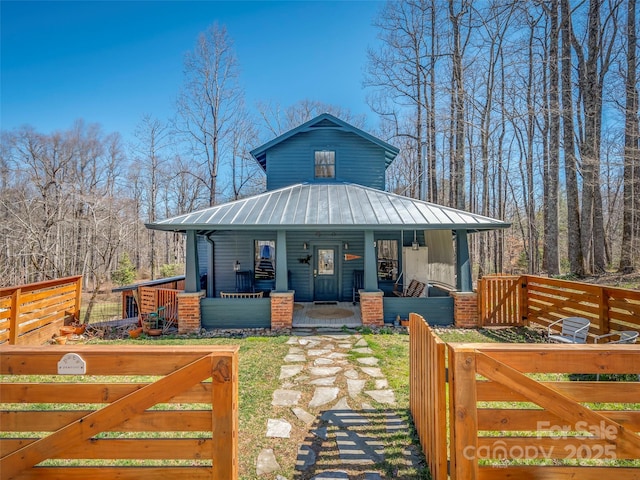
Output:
[594, 330, 638, 380]
[547, 316, 590, 344]
[594, 330, 638, 344]
[352, 270, 364, 305]
[235, 270, 255, 293]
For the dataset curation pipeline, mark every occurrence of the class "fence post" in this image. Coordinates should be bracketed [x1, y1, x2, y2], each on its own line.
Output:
[74, 276, 83, 322]
[519, 275, 528, 326]
[210, 353, 239, 480]
[448, 345, 478, 480]
[9, 288, 19, 345]
[599, 287, 610, 336]
[477, 278, 485, 326]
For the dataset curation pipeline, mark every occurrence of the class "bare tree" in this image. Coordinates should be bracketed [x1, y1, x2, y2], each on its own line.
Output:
[131, 115, 173, 279]
[176, 23, 242, 207]
[619, 0, 638, 273]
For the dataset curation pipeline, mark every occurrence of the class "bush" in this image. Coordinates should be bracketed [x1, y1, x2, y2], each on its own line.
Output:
[112, 253, 136, 286]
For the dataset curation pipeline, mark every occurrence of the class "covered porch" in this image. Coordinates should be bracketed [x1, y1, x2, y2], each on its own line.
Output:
[148, 183, 509, 332]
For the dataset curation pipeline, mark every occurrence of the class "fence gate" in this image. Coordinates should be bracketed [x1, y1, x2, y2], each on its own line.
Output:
[0, 345, 239, 480]
[477, 275, 525, 326]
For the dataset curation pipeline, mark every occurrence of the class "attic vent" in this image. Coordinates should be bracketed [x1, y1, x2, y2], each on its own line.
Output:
[310, 119, 340, 128]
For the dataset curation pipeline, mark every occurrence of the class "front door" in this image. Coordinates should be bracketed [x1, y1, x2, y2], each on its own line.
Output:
[314, 246, 339, 301]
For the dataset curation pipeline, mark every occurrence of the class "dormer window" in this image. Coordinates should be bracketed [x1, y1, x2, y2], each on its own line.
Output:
[314, 150, 335, 178]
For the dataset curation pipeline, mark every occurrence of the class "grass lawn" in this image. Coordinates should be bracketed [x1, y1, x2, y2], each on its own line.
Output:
[4, 326, 637, 477]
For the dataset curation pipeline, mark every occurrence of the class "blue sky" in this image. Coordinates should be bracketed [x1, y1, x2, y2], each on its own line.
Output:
[1, 0, 383, 141]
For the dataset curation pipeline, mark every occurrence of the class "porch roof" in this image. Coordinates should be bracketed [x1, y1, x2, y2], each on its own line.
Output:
[147, 183, 510, 233]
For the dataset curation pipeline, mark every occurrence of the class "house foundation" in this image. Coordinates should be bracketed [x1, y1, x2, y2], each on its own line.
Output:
[177, 291, 205, 334]
[450, 291, 479, 328]
[270, 291, 295, 330]
[359, 290, 384, 327]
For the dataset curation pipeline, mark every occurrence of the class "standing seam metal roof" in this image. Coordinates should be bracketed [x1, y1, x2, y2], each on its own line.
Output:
[147, 183, 510, 232]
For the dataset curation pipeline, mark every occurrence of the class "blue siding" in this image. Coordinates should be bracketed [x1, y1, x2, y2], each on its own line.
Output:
[383, 297, 454, 326]
[266, 129, 386, 191]
[201, 298, 271, 329]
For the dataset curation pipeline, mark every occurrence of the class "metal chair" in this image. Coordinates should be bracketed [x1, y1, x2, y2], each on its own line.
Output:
[594, 330, 638, 380]
[235, 270, 255, 293]
[594, 330, 638, 344]
[547, 317, 590, 344]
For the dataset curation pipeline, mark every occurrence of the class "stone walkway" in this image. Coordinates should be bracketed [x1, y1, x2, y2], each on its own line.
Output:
[256, 328, 421, 479]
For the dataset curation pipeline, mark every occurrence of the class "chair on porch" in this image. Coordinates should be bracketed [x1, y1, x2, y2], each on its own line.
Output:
[235, 270, 255, 293]
[547, 316, 590, 344]
[594, 330, 638, 344]
[352, 270, 364, 305]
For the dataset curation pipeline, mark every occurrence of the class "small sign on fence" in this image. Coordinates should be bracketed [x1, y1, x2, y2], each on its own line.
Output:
[57, 353, 86, 375]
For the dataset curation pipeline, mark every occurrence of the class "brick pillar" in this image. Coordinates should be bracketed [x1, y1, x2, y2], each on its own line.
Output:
[450, 291, 479, 328]
[359, 290, 384, 327]
[177, 291, 205, 335]
[271, 291, 294, 330]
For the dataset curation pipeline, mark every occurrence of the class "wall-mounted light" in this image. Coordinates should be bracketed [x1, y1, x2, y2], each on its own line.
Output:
[344, 242, 349, 250]
[233, 260, 241, 272]
[303, 242, 308, 250]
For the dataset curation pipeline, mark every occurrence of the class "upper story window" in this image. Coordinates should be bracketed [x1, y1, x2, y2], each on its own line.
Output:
[314, 150, 335, 178]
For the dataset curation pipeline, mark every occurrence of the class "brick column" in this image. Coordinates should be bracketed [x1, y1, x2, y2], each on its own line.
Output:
[450, 291, 479, 328]
[359, 290, 384, 327]
[177, 291, 205, 335]
[270, 291, 294, 330]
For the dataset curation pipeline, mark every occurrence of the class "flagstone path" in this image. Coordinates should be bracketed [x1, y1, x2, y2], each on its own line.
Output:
[257, 328, 421, 479]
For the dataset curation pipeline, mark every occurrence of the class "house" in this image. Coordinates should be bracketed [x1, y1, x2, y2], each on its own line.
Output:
[146, 114, 509, 332]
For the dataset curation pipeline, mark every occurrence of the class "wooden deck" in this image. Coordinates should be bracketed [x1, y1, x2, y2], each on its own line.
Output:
[292, 302, 362, 328]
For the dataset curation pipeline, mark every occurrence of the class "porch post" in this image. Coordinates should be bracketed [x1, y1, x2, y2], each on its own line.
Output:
[455, 229, 472, 292]
[275, 230, 288, 291]
[363, 230, 377, 291]
[185, 230, 201, 293]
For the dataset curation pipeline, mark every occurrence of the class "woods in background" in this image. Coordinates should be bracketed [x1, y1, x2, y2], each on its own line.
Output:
[1, 0, 638, 297]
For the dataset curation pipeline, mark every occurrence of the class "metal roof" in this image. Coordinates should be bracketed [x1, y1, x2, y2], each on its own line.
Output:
[147, 183, 510, 233]
[250, 113, 400, 172]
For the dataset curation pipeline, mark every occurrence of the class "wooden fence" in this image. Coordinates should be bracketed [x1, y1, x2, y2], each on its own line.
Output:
[117, 276, 185, 319]
[478, 275, 640, 340]
[139, 286, 180, 325]
[409, 314, 640, 480]
[0, 276, 82, 345]
[409, 312, 448, 480]
[449, 342, 640, 479]
[0, 344, 239, 480]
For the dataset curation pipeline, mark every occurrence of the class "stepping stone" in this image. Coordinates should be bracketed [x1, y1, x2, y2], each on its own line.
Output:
[352, 347, 373, 354]
[338, 343, 352, 349]
[375, 379, 388, 389]
[310, 471, 349, 479]
[272, 389, 302, 406]
[321, 397, 369, 426]
[280, 365, 304, 379]
[365, 389, 396, 405]
[288, 346, 304, 354]
[285, 354, 307, 362]
[292, 407, 316, 425]
[347, 379, 366, 398]
[296, 444, 317, 471]
[335, 429, 384, 464]
[328, 352, 349, 359]
[401, 445, 421, 467]
[344, 369, 359, 379]
[266, 418, 292, 438]
[365, 473, 384, 479]
[312, 425, 328, 440]
[309, 387, 340, 408]
[355, 338, 368, 347]
[256, 448, 280, 475]
[309, 366, 342, 376]
[360, 367, 384, 378]
[308, 349, 332, 356]
[385, 412, 405, 433]
[287, 337, 301, 344]
[314, 357, 335, 366]
[361, 402, 375, 411]
[357, 357, 379, 366]
[322, 333, 352, 339]
[309, 376, 337, 386]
